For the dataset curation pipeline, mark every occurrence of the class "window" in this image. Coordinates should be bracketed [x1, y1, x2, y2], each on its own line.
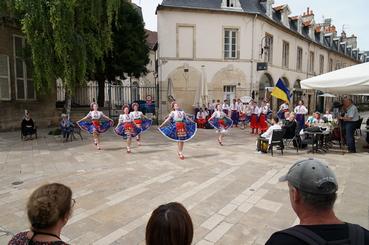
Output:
[319, 55, 324, 74]
[309, 51, 315, 74]
[13, 36, 35, 100]
[264, 34, 273, 63]
[296, 47, 303, 71]
[329, 58, 333, 72]
[342, 63, 347, 68]
[282, 41, 289, 68]
[177, 26, 195, 59]
[223, 85, 236, 102]
[226, 0, 234, 7]
[335, 62, 341, 70]
[0, 54, 11, 100]
[224, 29, 238, 59]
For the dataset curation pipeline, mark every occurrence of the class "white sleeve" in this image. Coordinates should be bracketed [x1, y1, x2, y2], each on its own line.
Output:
[118, 115, 124, 123]
[87, 111, 92, 118]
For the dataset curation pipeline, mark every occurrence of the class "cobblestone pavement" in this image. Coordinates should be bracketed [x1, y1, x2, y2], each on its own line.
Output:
[0, 126, 368, 244]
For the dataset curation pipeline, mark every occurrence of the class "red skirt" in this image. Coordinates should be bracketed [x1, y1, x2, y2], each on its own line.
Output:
[176, 122, 187, 138]
[197, 119, 206, 124]
[134, 119, 142, 127]
[123, 122, 134, 134]
[259, 114, 268, 131]
[250, 114, 259, 129]
[218, 119, 226, 128]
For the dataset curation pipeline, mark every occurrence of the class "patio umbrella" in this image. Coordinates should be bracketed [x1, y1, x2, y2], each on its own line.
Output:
[167, 78, 175, 101]
[318, 93, 336, 98]
[201, 65, 209, 107]
[301, 62, 369, 94]
[240, 96, 253, 103]
[193, 76, 202, 108]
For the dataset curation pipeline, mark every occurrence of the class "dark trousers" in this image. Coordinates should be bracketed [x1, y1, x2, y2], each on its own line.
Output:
[344, 121, 356, 152]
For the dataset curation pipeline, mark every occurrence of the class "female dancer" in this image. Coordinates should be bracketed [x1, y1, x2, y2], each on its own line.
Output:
[115, 105, 142, 153]
[77, 103, 114, 150]
[250, 100, 260, 134]
[294, 100, 308, 129]
[258, 101, 269, 133]
[130, 103, 152, 146]
[159, 102, 197, 160]
[208, 104, 233, 145]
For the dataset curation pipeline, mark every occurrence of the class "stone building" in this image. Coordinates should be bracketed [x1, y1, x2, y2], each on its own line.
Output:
[156, 0, 365, 118]
[0, 17, 58, 131]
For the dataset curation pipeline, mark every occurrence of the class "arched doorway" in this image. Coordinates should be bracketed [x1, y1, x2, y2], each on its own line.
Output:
[277, 77, 290, 108]
[258, 73, 274, 108]
[293, 79, 302, 106]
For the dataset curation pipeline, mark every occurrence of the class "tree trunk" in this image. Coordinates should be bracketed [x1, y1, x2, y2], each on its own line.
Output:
[64, 89, 72, 119]
[97, 74, 105, 108]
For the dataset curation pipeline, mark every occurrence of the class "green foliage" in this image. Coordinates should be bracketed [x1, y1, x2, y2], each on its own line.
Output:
[105, 1, 150, 79]
[6, 0, 122, 94]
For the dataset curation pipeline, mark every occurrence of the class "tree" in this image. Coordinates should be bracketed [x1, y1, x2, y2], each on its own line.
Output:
[5, 0, 122, 115]
[95, 1, 150, 107]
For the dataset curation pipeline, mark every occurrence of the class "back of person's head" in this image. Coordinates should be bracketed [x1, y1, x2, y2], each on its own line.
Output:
[273, 116, 279, 124]
[146, 202, 193, 245]
[280, 158, 338, 212]
[27, 183, 73, 230]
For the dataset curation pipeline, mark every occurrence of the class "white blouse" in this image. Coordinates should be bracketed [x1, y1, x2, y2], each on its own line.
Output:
[130, 111, 143, 120]
[119, 114, 133, 124]
[294, 105, 308, 115]
[261, 106, 269, 114]
[169, 110, 186, 122]
[87, 111, 104, 120]
[212, 111, 226, 119]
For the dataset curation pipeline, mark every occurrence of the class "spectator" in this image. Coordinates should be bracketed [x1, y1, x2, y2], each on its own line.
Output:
[256, 116, 282, 152]
[8, 183, 74, 245]
[340, 98, 359, 153]
[323, 110, 333, 122]
[146, 202, 193, 245]
[21, 110, 36, 140]
[282, 112, 297, 139]
[305, 112, 323, 127]
[266, 158, 369, 245]
[60, 114, 73, 142]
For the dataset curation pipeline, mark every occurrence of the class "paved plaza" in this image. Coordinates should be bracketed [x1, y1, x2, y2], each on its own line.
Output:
[0, 126, 368, 244]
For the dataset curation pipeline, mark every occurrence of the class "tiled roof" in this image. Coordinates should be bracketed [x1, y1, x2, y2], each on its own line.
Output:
[145, 29, 158, 50]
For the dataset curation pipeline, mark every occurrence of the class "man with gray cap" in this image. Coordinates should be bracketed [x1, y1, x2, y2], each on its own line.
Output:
[266, 158, 369, 244]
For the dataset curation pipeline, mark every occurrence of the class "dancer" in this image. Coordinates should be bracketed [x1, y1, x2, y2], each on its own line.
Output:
[239, 103, 247, 129]
[250, 101, 260, 134]
[230, 99, 240, 127]
[114, 105, 142, 153]
[159, 102, 197, 160]
[196, 108, 208, 129]
[294, 100, 308, 129]
[208, 104, 233, 145]
[130, 103, 152, 146]
[77, 102, 114, 150]
[259, 101, 269, 133]
[277, 101, 289, 120]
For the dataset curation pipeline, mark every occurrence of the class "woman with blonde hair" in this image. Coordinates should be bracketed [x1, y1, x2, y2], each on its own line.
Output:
[77, 102, 114, 150]
[8, 183, 74, 245]
[159, 102, 197, 160]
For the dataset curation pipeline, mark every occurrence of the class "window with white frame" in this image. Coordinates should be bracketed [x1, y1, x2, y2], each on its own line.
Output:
[264, 33, 273, 64]
[0, 54, 11, 100]
[296, 47, 303, 71]
[309, 51, 315, 74]
[319, 55, 324, 74]
[282, 41, 289, 68]
[13, 35, 35, 100]
[224, 29, 238, 59]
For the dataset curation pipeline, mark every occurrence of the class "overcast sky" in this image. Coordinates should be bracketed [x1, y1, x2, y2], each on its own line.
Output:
[132, 0, 368, 50]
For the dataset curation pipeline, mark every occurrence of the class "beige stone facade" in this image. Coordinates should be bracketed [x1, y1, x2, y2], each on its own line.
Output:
[156, 2, 362, 119]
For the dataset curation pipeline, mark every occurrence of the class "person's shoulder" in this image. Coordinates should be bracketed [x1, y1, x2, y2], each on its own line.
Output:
[8, 231, 28, 245]
[266, 231, 306, 245]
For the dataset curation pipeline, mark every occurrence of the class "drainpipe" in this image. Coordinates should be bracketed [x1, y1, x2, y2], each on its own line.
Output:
[251, 14, 258, 97]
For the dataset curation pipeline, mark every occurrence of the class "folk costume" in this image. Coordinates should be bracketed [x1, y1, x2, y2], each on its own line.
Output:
[277, 102, 289, 120]
[208, 109, 233, 146]
[159, 110, 197, 142]
[230, 101, 240, 127]
[259, 104, 269, 132]
[115, 112, 142, 153]
[294, 104, 308, 129]
[129, 104, 152, 145]
[250, 103, 260, 134]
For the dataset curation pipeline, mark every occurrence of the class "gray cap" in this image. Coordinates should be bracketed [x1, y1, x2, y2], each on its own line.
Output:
[279, 158, 338, 194]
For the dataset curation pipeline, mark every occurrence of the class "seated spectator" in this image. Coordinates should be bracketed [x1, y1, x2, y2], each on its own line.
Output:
[282, 111, 291, 125]
[196, 108, 208, 129]
[323, 110, 334, 122]
[266, 158, 369, 245]
[282, 112, 297, 139]
[60, 114, 73, 142]
[21, 110, 36, 140]
[256, 116, 282, 152]
[8, 183, 74, 245]
[305, 112, 324, 127]
[146, 202, 193, 245]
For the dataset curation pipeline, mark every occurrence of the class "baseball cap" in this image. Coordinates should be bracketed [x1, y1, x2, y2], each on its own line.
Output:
[279, 158, 338, 194]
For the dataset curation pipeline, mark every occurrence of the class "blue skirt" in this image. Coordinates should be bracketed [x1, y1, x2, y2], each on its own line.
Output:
[114, 122, 142, 139]
[159, 120, 197, 142]
[209, 117, 233, 130]
[78, 120, 113, 134]
[134, 118, 152, 133]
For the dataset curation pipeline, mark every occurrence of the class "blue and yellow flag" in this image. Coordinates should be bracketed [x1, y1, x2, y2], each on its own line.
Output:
[271, 79, 291, 102]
